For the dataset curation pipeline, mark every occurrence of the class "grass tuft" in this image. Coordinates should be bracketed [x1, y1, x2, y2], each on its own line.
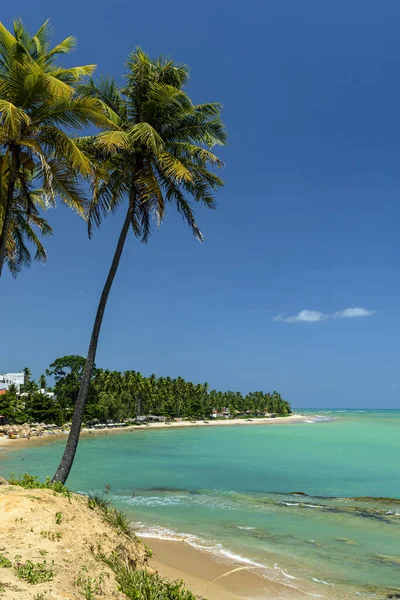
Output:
[88, 492, 133, 538]
[104, 507, 132, 537]
[87, 492, 111, 511]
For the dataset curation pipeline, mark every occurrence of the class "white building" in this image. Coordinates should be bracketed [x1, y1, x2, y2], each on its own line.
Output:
[0, 372, 25, 393]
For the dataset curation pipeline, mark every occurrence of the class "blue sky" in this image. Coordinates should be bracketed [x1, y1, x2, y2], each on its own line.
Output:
[1, 0, 400, 408]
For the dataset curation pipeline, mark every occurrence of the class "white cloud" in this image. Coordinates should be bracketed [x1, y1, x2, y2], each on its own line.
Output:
[272, 307, 375, 324]
[272, 310, 325, 323]
[333, 307, 375, 318]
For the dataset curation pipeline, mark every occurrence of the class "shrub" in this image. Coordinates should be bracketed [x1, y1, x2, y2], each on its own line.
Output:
[14, 557, 54, 584]
[114, 567, 196, 600]
[0, 555, 11, 568]
[8, 474, 71, 498]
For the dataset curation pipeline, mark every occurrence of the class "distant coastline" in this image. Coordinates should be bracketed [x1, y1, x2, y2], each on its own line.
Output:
[0, 414, 308, 448]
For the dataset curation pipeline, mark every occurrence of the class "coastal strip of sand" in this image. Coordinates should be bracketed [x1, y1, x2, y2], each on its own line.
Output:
[0, 414, 308, 449]
[145, 537, 309, 600]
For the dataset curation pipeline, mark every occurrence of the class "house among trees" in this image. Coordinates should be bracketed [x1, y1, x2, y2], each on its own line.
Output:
[211, 408, 231, 418]
[0, 372, 25, 393]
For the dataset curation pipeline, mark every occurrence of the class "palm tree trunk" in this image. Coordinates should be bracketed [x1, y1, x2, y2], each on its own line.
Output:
[0, 150, 19, 277]
[52, 194, 135, 483]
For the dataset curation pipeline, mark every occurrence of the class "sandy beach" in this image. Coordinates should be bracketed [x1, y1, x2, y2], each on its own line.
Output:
[146, 538, 308, 600]
[0, 414, 307, 448]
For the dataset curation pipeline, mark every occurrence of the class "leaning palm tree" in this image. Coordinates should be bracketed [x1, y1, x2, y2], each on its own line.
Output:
[0, 18, 113, 276]
[52, 49, 226, 483]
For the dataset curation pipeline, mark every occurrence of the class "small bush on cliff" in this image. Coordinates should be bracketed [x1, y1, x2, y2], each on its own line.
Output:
[8, 473, 71, 498]
[114, 567, 196, 600]
[0, 554, 11, 568]
[14, 557, 54, 584]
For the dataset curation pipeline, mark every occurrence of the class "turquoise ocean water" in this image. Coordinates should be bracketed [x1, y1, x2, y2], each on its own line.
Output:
[1, 410, 400, 599]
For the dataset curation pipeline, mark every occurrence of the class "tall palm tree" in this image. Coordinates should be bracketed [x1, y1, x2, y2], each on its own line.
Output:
[22, 366, 31, 384]
[52, 49, 226, 483]
[0, 19, 113, 276]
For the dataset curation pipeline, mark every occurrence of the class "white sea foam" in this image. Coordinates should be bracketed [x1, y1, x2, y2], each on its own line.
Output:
[274, 563, 299, 580]
[236, 525, 256, 530]
[312, 577, 333, 586]
[118, 493, 236, 511]
[137, 524, 267, 569]
[135, 522, 305, 590]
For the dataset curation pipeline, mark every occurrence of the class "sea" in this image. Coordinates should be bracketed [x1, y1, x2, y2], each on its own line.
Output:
[1, 409, 400, 599]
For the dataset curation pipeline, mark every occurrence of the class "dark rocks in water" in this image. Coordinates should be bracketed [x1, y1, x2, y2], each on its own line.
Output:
[290, 491, 307, 496]
[334, 537, 359, 546]
[352, 496, 400, 504]
[372, 555, 400, 567]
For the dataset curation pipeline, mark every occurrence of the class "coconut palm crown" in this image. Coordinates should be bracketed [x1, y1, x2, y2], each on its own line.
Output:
[0, 18, 113, 276]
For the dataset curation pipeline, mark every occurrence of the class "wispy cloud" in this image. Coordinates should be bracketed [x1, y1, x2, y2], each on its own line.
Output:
[272, 307, 375, 324]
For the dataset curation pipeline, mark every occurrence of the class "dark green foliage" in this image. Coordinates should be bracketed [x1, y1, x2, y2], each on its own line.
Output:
[8, 473, 71, 498]
[0, 384, 27, 424]
[26, 388, 63, 425]
[88, 370, 291, 419]
[45, 355, 98, 422]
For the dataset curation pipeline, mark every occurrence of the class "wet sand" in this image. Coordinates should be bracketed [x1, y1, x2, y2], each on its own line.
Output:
[146, 538, 309, 600]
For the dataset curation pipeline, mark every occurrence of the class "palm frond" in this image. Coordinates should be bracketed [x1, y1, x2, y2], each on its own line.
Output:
[38, 126, 93, 175]
[95, 130, 129, 152]
[0, 99, 30, 139]
[127, 122, 164, 153]
[46, 36, 76, 58]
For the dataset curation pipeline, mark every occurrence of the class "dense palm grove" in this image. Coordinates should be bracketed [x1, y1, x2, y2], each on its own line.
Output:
[0, 356, 291, 425]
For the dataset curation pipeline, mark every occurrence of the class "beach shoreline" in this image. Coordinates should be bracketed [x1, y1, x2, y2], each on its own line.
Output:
[0, 414, 307, 448]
